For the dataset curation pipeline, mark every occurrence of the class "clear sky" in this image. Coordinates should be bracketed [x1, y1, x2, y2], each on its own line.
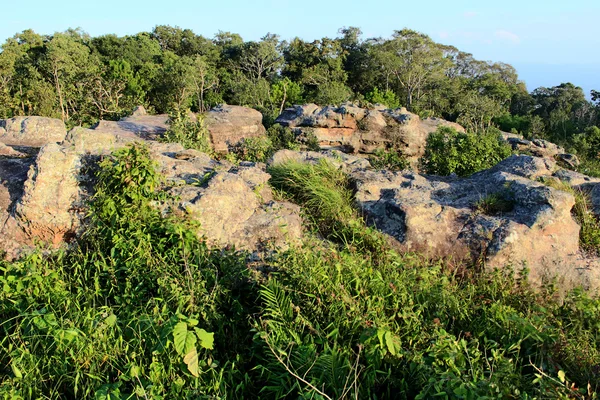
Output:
[2, 0, 598, 95]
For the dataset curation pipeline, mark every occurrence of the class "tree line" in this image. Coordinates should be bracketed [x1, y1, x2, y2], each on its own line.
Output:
[0, 25, 598, 147]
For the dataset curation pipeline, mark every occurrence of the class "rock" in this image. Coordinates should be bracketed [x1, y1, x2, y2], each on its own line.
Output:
[556, 153, 580, 168]
[63, 127, 136, 154]
[553, 169, 600, 189]
[274, 104, 465, 161]
[0, 124, 302, 258]
[131, 105, 147, 117]
[500, 131, 566, 159]
[171, 167, 302, 251]
[0, 143, 26, 157]
[14, 143, 83, 246]
[0, 116, 67, 147]
[269, 149, 371, 173]
[350, 154, 597, 293]
[205, 105, 266, 153]
[92, 113, 169, 141]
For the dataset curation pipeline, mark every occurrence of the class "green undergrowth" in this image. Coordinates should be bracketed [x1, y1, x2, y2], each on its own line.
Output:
[1, 144, 599, 399]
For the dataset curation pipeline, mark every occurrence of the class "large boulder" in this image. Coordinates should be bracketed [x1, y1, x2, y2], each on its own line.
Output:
[205, 105, 266, 153]
[272, 149, 599, 293]
[352, 155, 599, 292]
[0, 116, 67, 147]
[171, 165, 302, 251]
[14, 143, 83, 246]
[275, 104, 464, 163]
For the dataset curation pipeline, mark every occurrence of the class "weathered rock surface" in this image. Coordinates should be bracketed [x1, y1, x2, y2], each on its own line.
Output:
[0, 123, 301, 259]
[500, 131, 579, 166]
[0, 116, 67, 147]
[205, 105, 266, 153]
[271, 149, 600, 294]
[275, 103, 464, 164]
[171, 165, 301, 251]
[352, 155, 599, 292]
[0, 143, 26, 157]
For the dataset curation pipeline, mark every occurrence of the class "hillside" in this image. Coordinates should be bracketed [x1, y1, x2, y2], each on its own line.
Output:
[1, 26, 600, 399]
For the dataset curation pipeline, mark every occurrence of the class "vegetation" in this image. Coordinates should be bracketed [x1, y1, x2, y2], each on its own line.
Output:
[421, 126, 513, 176]
[2, 23, 600, 399]
[475, 190, 516, 216]
[0, 145, 599, 398]
[162, 107, 212, 153]
[368, 148, 410, 171]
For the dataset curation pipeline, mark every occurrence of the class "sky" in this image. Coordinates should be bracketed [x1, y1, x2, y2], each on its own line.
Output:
[1, 0, 599, 95]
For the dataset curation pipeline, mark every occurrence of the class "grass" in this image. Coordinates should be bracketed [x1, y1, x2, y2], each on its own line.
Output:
[475, 191, 515, 216]
[0, 144, 599, 399]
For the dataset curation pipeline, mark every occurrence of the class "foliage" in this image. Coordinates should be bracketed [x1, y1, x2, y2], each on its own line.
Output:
[365, 87, 400, 109]
[1, 144, 600, 398]
[422, 126, 513, 176]
[162, 108, 212, 153]
[230, 136, 274, 163]
[368, 148, 409, 171]
[0, 144, 257, 398]
[0, 26, 597, 157]
[474, 190, 515, 215]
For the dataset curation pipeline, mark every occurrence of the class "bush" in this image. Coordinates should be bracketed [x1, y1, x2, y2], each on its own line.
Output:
[266, 123, 299, 151]
[368, 148, 409, 171]
[422, 126, 513, 176]
[365, 87, 400, 109]
[230, 136, 274, 163]
[162, 108, 212, 154]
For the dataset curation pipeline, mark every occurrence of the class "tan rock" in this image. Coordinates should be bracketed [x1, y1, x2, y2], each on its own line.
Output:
[205, 105, 266, 153]
[0, 116, 67, 147]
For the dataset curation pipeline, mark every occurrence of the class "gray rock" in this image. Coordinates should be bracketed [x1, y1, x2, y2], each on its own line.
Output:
[0, 116, 67, 147]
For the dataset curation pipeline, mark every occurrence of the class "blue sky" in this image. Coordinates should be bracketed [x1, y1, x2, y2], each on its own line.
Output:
[2, 0, 598, 95]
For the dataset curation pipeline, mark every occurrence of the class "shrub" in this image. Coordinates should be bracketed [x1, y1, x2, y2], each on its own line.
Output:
[368, 148, 409, 171]
[267, 123, 300, 151]
[230, 136, 274, 163]
[162, 108, 212, 154]
[421, 126, 512, 176]
[365, 87, 400, 109]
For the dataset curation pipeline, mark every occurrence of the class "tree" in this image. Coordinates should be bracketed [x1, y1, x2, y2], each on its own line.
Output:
[371, 29, 449, 110]
[42, 32, 99, 123]
[190, 55, 218, 112]
[456, 91, 503, 133]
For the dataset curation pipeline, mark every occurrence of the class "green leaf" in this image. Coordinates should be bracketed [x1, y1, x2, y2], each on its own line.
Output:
[558, 370, 566, 383]
[195, 328, 214, 350]
[11, 363, 22, 379]
[183, 348, 200, 377]
[173, 322, 197, 355]
[105, 314, 117, 327]
[385, 331, 398, 356]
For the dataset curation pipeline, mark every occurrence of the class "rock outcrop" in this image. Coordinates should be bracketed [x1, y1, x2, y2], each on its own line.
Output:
[0, 116, 67, 147]
[271, 150, 600, 294]
[0, 120, 301, 259]
[275, 103, 464, 165]
[501, 131, 579, 167]
[205, 105, 266, 153]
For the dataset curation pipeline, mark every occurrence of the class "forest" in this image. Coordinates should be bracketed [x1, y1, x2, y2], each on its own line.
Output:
[1, 26, 600, 399]
[0, 26, 599, 152]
